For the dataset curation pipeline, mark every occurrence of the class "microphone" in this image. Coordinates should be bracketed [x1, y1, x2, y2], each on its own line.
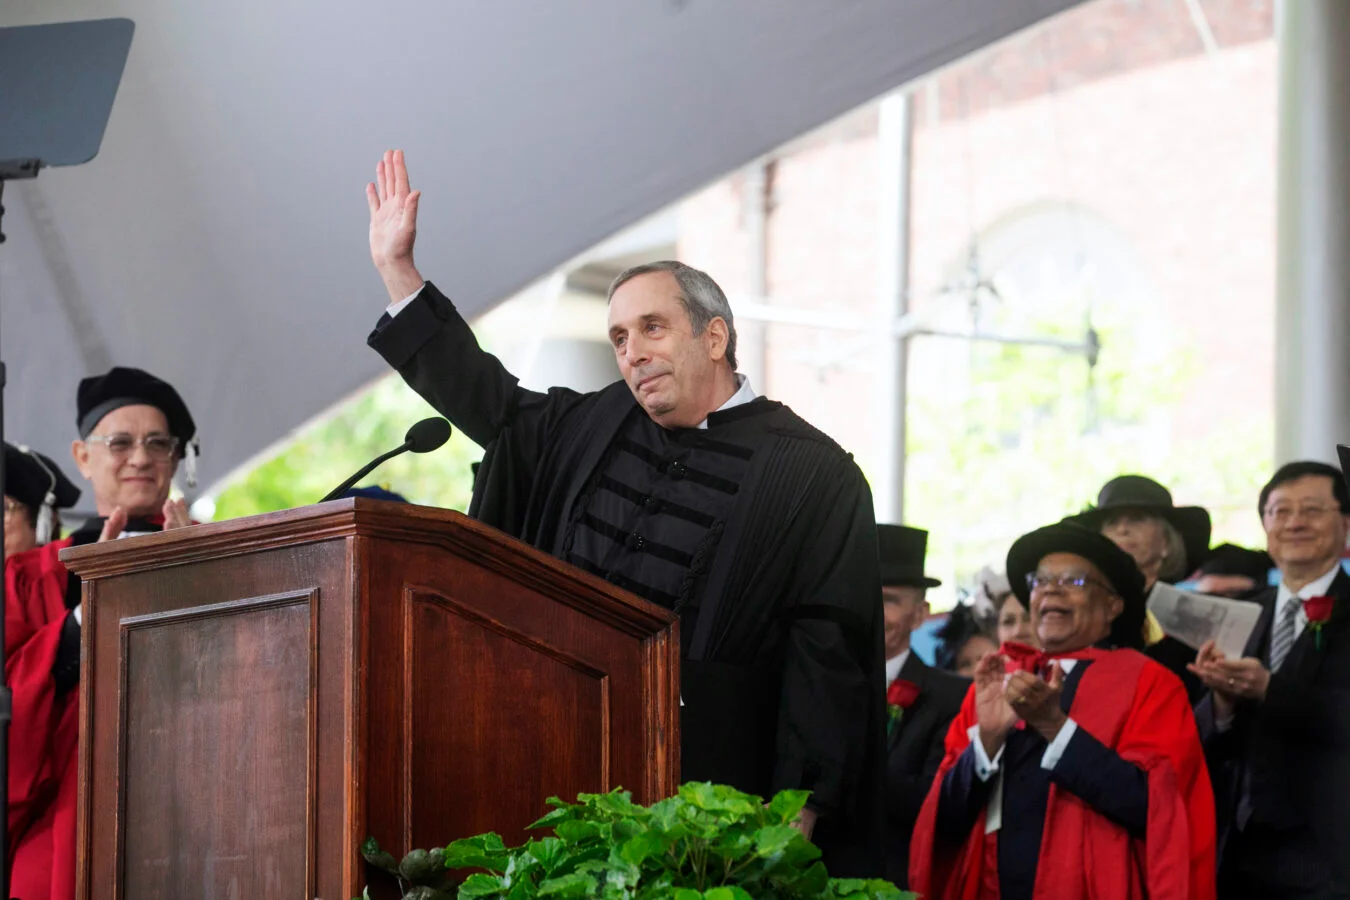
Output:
[319, 417, 451, 503]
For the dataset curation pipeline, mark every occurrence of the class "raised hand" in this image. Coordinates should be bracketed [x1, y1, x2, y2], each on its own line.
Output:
[162, 497, 191, 530]
[366, 149, 425, 304]
[973, 651, 1018, 758]
[1007, 662, 1067, 743]
[97, 506, 128, 542]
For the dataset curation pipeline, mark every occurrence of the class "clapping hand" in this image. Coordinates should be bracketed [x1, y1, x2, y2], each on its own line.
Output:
[162, 497, 191, 530]
[1188, 639, 1268, 718]
[1006, 662, 1067, 743]
[366, 149, 425, 303]
[97, 506, 129, 542]
[973, 651, 1018, 758]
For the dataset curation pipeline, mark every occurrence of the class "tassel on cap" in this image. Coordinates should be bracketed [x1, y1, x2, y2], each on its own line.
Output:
[18, 444, 59, 546]
[35, 492, 55, 545]
[184, 438, 199, 489]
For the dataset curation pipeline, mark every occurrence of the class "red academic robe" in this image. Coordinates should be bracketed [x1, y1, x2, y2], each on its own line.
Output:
[6, 537, 79, 900]
[909, 647, 1217, 900]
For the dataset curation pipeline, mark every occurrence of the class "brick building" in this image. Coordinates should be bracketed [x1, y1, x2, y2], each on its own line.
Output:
[673, 0, 1277, 593]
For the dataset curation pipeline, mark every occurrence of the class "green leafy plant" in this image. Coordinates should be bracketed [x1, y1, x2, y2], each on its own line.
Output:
[360, 783, 912, 899]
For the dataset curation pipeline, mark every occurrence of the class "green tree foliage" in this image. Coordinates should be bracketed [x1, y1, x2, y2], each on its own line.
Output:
[212, 375, 481, 520]
[905, 291, 1271, 589]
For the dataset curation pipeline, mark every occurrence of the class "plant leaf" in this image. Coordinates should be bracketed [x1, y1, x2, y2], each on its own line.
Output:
[704, 888, 755, 900]
[359, 836, 401, 875]
[445, 834, 510, 872]
[536, 872, 598, 897]
[457, 872, 508, 899]
[766, 790, 811, 826]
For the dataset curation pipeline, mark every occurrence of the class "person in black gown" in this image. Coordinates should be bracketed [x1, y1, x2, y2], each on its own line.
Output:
[362, 149, 886, 875]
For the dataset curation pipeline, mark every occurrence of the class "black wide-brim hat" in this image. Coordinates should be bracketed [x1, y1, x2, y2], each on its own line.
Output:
[1007, 522, 1147, 651]
[1069, 475, 1211, 574]
[3, 442, 81, 511]
[879, 524, 942, 588]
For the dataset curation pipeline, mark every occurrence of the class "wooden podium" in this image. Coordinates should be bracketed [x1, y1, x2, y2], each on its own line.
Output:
[61, 499, 679, 900]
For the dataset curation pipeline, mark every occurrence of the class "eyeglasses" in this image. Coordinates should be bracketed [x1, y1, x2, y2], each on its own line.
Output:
[2, 498, 24, 518]
[1025, 572, 1110, 593]
[1262, 504, 1341, 525]
[85, 433, 180, 461]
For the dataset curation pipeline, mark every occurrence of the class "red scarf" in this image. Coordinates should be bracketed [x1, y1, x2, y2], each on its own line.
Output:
[909, 647, 1216, 900]
[999, 640, 1108, 676]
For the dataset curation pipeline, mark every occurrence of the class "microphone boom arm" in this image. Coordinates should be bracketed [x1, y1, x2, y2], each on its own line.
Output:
[319, 442, 410, 503]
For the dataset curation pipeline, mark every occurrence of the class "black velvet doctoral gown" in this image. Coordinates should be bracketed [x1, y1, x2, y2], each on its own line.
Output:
[368, 282, 887, 876]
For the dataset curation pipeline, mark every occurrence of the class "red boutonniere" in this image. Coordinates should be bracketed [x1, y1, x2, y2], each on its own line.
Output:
[887, 678, 921, 730]
[1305, 595, 1334, 650]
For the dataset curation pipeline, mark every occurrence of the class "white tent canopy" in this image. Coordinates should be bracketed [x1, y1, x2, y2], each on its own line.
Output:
[0, 0, 1082, 496]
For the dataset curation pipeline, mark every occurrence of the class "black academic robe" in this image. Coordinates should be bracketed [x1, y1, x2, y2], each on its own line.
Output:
[1196, 569, 1350, 896]
[368, 282, 887, 876]
[883, 654, 968, 887]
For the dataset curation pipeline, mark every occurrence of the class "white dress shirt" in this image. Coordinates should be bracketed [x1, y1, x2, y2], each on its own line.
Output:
[885, 649, 911, 686]
[1274, 560, 1341, 647]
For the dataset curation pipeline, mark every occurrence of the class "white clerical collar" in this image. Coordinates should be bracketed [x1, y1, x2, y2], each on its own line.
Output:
[697, 374, 756, 430]
[885, 649, 911, 684]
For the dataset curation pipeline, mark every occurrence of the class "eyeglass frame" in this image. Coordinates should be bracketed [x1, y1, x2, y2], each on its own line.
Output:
[2, 498, 27, 517]
[1025, 571, 1114, 594]
[83, 432, 181, 461]
[1261, 503, 1344, 525]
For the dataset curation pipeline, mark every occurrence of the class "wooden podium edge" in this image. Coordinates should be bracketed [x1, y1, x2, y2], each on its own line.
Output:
[60, 498, 677, 638]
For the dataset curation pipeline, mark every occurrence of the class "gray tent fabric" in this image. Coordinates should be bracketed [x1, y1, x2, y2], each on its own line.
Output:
[0, 0, 1083, 495]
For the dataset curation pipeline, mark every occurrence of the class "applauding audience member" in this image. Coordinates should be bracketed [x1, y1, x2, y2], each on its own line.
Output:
[911, 523, 1215, 900]
[1191, 461, 1350, 898]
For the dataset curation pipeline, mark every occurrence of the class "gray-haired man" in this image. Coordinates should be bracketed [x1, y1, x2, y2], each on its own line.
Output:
[364, 150, 885, 875]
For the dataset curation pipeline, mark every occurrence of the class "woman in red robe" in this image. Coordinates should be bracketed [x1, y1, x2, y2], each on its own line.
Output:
[910, 522, 1216, 900]
[5, 368, 197, 900]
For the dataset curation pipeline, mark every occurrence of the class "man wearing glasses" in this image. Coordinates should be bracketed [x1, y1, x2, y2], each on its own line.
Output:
[5, 366, 198, 900]
[908, 522, 1214, 899]
[1190, 461, 1350, 899]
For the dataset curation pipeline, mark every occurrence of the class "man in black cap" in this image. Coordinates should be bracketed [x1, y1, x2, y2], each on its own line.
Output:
[909, 522, 1215, 899]
[878, 525, 968, 887]
[3, 443, 81, 561]
[4, 365, 198, 900]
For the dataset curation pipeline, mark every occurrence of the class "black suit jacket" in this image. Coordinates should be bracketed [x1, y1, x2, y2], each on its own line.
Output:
[883, 653, 970, 887]
[1196, 567, 1350, 887]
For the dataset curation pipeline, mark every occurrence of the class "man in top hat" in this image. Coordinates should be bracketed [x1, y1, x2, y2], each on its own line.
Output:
[3, 444, 81, 561]
[1073, 474, 1215, 700]
[4, 366, 197, 900]
[909, 522, 1215, 900]
[879, 525, 969, 887]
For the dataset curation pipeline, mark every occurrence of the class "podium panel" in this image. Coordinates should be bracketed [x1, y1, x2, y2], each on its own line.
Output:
[121, 594, 314, 897]
[63, 500, 679, 900]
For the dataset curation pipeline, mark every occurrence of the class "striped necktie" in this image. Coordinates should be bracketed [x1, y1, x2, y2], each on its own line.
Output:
[1269, 596, 1302, 673]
